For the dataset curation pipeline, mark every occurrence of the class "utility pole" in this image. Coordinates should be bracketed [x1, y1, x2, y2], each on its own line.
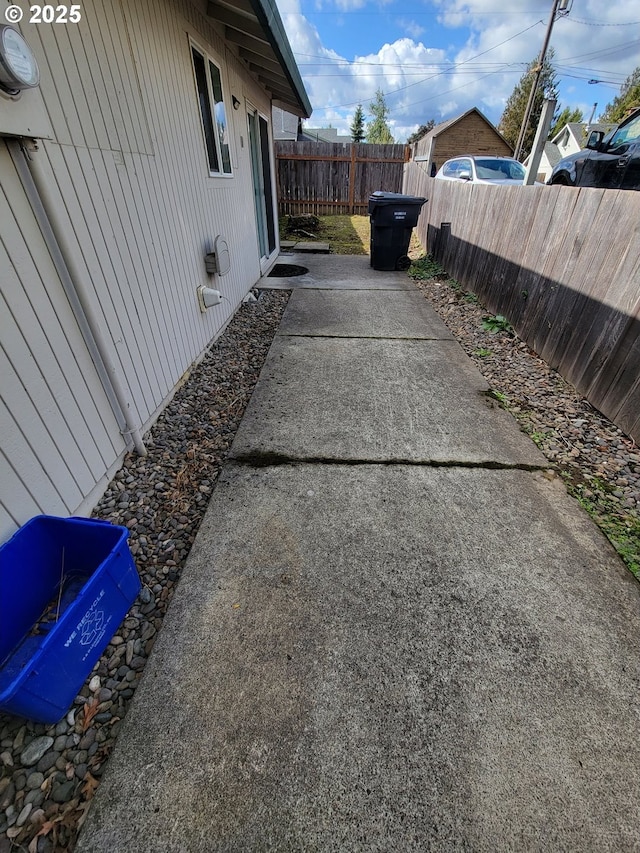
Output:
[513, 0, 570, 161]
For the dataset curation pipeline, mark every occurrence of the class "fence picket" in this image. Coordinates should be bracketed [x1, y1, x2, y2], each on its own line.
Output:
[275, 142, 409, 215]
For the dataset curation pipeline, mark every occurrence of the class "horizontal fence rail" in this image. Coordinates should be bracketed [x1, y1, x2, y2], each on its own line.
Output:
[276, 142, 410, 216]
[402, 167, 640, 443]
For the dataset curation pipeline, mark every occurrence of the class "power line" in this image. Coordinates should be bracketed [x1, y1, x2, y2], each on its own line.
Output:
[299, 19, 543, 110]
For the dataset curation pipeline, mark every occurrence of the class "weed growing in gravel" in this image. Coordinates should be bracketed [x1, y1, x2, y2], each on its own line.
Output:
[474, 348, 492, 357]
[408, 255, 445, 280]
[463, 291, 479, 303]
[562, 474, 640, 578]
[486, 389, 508, 406]
[482, 314, 513, 334]
[530, 429, 555, 447]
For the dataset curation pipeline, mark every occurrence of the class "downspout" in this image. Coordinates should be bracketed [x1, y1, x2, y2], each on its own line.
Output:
[8, 138, 147, 456]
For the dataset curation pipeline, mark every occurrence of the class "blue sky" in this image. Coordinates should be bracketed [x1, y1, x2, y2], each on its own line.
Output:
[275, 0, 640, 142]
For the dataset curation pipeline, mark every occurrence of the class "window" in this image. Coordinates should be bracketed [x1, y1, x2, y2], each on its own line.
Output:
[442, 159, 463, 178]
[191, 44, 232, 175]
[610, 114, 640, 149]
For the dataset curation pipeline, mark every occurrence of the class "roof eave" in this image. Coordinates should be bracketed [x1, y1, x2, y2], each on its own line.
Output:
[248, 0, 311, 117]
[205, 0, 311, 117]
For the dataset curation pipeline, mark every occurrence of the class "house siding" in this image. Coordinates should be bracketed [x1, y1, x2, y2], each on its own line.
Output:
[1, 0, 278, 541]
[1, 142, 126, 538]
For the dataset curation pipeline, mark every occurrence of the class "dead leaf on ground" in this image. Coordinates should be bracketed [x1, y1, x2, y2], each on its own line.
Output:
[82, 696, 101, 732]
[29, 820, 57, 853]
[82, 772, 100, 800]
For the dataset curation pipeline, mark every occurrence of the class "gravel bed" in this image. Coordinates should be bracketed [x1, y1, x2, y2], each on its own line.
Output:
[411, 265, 640, 580]
[0, 290, 289, 853]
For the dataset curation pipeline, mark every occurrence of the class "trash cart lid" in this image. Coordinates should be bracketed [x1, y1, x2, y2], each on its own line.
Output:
[368, 191, 427, 206]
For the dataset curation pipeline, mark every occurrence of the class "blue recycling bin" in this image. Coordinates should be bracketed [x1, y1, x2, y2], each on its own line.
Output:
[0, 515, 140, 723]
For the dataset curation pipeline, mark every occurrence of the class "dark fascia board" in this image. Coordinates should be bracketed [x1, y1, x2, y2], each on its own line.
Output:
[247, 0, 311, 118]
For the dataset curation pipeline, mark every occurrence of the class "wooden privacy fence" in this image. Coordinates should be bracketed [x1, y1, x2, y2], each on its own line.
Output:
[403, 167, 640, 443]
[275, 141, 410, 215]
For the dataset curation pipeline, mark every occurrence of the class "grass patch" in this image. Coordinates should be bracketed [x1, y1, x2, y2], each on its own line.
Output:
[318, 215, 370, 254]
[279, 214, 369, 255]
[280, 214, 425, 257]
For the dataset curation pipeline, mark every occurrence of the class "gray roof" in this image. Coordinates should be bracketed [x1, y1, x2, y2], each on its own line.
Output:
[205, 0, 311, 117]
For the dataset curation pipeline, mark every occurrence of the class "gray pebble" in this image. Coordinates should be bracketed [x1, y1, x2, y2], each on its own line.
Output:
[79, 729, 96, 750]
[53, 735, 67, 752]
[73, 749, 88, 765]
[20, 737, 54, 767]
[35, 752, 59, 774]
[24, 789, 45, 808]
[16, 801, 32, 827]
[139, 587, 152, 604]
[51, 780, 76, 803]
[26, 772, 44, 790]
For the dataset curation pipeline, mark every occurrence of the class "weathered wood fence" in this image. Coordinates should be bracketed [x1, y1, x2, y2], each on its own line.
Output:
[275, 141, 409, 215]
[402, 167, 640, 441]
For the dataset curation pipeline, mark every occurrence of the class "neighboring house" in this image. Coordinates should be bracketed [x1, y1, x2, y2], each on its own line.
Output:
[299, 126, 350, 143]
[273, 106, 301, 141]
[272, 108, 351, 143]
[524, 122, 616, 183]
[410, 108, 512, 176]
[0, 0, 311, 543]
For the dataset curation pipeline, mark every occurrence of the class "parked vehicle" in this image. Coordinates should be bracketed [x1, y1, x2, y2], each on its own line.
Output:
[434, 155, 527, 185]
[548, 107, 640, 190]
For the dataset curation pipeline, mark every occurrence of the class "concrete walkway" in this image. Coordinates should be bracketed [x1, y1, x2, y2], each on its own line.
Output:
[77, 256, 640, 852]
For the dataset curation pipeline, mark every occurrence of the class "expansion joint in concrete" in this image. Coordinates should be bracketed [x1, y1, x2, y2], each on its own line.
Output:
[277, 333, 454, 342]
[230, 453, 553, 473]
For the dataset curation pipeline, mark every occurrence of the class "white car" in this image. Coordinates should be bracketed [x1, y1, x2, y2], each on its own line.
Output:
[435, 156, 527, 185]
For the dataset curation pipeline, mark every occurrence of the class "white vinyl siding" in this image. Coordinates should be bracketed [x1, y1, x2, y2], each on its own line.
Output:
[1, 142, 126, 539]
[1, 0, 278, 541]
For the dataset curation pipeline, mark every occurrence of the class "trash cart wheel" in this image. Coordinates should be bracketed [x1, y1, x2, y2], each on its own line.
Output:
[396, 255, 411, 271]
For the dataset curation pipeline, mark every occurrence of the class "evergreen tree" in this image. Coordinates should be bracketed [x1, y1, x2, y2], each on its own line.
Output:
[601, 67, 640, 123]
[406, 120, 436, 145]
[549, 106, 583, 139]
[350, 105, 365, 142]
[366, 90, 394, 144]
[498, 49, 559, 158]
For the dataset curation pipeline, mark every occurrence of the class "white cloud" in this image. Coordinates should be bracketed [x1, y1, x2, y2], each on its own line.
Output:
[397, 18, 426, 40]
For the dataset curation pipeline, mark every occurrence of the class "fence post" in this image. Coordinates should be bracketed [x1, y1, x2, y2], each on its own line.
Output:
[349, 145, 356, 215]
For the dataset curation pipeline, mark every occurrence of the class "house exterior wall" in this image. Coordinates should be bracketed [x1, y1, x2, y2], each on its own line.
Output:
[1, 0, 278, 541]
[431, 114, 512, 172]
[1, 142, 127, 538]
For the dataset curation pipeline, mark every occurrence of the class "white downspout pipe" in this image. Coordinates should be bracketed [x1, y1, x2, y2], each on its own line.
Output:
[8, 138, 147, 456]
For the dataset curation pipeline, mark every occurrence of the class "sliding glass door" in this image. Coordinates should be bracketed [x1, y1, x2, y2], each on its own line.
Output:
[247, 106, 277, 264]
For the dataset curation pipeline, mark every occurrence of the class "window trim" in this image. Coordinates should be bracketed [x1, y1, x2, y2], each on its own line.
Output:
[189, 39, 233, 178]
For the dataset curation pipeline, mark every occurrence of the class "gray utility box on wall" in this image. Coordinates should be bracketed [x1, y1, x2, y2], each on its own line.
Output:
[368, 191, 426, 271]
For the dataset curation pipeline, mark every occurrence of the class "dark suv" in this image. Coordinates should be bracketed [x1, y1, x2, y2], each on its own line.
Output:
[548, 107, 640, 190]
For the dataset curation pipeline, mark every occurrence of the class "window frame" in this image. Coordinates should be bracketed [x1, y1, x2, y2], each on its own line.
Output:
[189, 39, 233, 178]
